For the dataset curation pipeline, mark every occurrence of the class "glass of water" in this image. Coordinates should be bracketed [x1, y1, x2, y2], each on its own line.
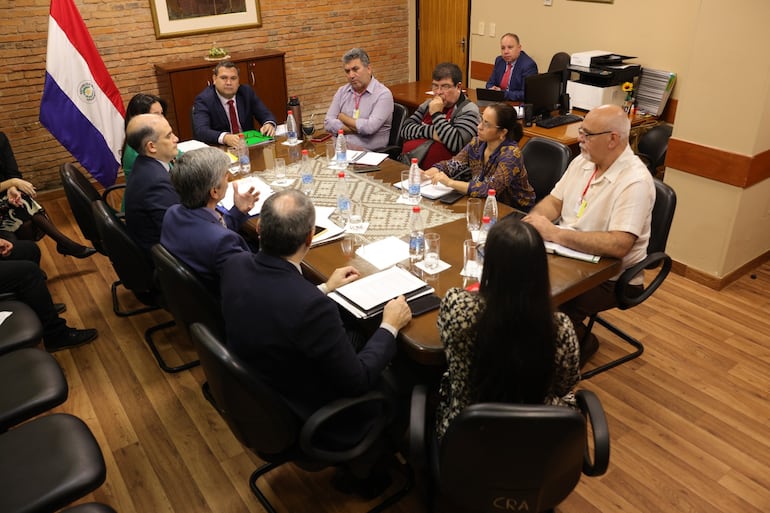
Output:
[424, 233, 440, 270]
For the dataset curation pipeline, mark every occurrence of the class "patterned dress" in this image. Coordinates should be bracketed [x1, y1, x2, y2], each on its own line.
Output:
[435, 287, 580, 440]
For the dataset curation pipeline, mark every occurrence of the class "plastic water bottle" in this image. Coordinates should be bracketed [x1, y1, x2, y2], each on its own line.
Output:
[483, 188, 498, 226]
[286, 110, 298, 145]
[478, 216, 491, 244]
[408, 205, 425, 262]
[335, 129, 348, 170]
[237, 133, 250, 174]
[300, 149, 313, 195]
[336, 171, 351, 224]
[408, 157, 421, 204]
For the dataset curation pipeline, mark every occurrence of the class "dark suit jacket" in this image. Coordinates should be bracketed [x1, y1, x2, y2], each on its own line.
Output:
[486, 51, 539, 101]
[221, 251, 396, 420]
[160, 204, 250, 294]
[124, 155, 180, 254]
[193, 85, 276, 145]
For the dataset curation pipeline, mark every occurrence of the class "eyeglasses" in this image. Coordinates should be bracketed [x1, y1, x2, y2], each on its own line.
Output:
[479, 120, 501, 129]
[578, 127, 613, 139]
[431, 83, 456, 92]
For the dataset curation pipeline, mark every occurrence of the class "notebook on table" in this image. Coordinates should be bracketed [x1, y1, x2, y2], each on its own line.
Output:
[475, 88, 506, 106]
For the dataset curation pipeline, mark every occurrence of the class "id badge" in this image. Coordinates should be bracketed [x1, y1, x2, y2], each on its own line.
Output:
[353, 109, 360, 119]
[576, 199, 587, 218]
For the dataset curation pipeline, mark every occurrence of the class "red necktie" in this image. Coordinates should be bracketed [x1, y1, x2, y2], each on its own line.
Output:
[500, 62, 513, 90]
[227, 99, 240, 133]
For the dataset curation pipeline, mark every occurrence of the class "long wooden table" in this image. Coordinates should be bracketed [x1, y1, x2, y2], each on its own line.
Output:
[243, 140, 621, 366]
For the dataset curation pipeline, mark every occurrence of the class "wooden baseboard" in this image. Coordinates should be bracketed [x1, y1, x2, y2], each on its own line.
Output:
[671, 251, 770, 290]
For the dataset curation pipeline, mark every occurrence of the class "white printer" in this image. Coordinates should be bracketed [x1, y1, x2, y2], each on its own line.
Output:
[566, 51, 641, 111]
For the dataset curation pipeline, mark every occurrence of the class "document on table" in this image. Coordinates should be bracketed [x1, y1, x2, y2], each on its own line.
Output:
[393, 179, 455, 200]
[355, 236, 410, 270]
[177, 140, 209, 153]
[544, 241, 600, 263]
[218, 176, 273, 216]
[329, 266, 434, 319]
[346, 150, 389, 166]
[311, 206, 345, 247]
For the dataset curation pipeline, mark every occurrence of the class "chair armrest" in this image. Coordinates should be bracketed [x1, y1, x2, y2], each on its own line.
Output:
[615, 252, 672, 309]
[576, 389, 610, 476]
[407, 385, 428, 472]
[299, 390, 391, 463]
[102, 184, 127, 218]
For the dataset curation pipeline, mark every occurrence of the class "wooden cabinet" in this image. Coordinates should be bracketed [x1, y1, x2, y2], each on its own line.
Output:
[155, 49, 288, 141]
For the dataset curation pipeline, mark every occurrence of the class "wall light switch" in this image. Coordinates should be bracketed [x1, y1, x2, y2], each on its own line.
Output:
[544, 0, 553, 5]
[489, 23, 496, 37]
[478, 21, 485, 35]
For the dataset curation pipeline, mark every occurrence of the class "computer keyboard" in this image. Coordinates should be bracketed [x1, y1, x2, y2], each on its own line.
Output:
[535, 113, 583, 129]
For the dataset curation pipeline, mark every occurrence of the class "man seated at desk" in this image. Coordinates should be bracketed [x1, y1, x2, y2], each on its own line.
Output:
[220, 189, 411, 455]
[161, 147, 258, 294]
[324, 48, 393, 151]
[399, 62, 480, 169]
[523, 104, 654, 365]
[486, 33, 538, 102]
[193, 61, 277, 147]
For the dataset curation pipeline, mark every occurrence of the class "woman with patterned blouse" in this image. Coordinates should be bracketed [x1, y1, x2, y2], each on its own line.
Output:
[435, 216, 580, 440]
[424, 102, 535, 211]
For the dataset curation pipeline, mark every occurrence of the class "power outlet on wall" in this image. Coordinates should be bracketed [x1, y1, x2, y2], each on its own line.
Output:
[489, 23, 496, 37]
[477, 21, 485, 35]
[544, 0, 553, 5]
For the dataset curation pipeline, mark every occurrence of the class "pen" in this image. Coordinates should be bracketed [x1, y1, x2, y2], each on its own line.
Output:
[351, 151, 367, 163]
[353, 165, 380, 172]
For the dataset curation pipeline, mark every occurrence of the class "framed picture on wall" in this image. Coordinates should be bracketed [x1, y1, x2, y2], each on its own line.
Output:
[150, 0, 262, 39]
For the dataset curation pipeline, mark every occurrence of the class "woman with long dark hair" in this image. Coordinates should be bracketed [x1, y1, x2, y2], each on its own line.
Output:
[435, 216, 579, 440]
[122, 93, 168, 180]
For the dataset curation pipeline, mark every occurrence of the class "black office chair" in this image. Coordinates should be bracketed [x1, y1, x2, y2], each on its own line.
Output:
[61, 503, 118, 513]
[0, 348, 68, 433]
[636, 124, 673, 176]
[190, 323, 414, 513]
[92, 200, 195, 373]
[0, 300, 43, 357]
[548, 51, 571, 73]
[380, 102, 409, 160]
[521, 137, 572, 202]
[0, 413, 107, 513]
[409, 385, 609, 513]
[581, 179, 677, 379]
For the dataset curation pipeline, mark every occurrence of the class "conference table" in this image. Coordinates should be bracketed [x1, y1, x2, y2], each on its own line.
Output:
[240, 138, 621, 366]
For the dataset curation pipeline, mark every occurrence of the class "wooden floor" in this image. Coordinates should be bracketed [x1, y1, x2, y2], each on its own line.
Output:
[29, 193, 770, 513]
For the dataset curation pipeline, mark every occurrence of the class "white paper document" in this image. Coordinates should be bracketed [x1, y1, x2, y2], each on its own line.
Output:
[329, 266, 434, 318]
[176, 140, 209, 153]
[311, 206, 345, 246]
[219, 176, 273, 216]
[346, 150, 389, 166]
[393, 179, 455, 200]
[544, 241, 600, 263]
[355, 236, 410, 270]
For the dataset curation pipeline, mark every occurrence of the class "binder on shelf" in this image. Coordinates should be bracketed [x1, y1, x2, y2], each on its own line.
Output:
[636, 68, 677, 116]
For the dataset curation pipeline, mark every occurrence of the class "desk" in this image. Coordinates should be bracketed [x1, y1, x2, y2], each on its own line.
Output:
[243, 140, 621, 366]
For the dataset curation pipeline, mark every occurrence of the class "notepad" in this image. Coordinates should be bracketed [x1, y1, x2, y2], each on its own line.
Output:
[241, 130, 273, 147]
[393, 179, 455, 200]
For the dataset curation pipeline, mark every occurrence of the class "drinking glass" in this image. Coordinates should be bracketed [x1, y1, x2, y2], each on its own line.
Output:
[466, 198, 482, 240]
[301, 120, 315, 140]
[274, 158, 290, 186]
[341, 234, 355, 257]
[424, 233, 440, 270]
[325, 140, 336, 166]
[400, 170, 410, 201]
[463, 239, 482, 279]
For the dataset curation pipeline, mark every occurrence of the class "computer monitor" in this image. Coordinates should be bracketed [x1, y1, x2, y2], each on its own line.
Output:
[524, 71, 563, 119]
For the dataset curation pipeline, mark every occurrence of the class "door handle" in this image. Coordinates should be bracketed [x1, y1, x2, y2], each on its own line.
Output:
[459, 38, 466, 52]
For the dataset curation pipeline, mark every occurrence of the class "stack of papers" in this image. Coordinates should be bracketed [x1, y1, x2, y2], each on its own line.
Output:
[219, 176, 274, 216]
[544, 241, 600, 263]
[177, 140, 209, 153]
[355, 236, 410, 270]
[329, 266, 434, 319]
[347, 150, 389, 166]
[311, 206, 345, 247]
[393, 179, 455, 200]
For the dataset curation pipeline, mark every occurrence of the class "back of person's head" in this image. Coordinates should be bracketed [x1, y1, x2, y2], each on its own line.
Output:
[170, 147, 229, 209]
[213, 60, 239, 76]
[125, 93, 167, 130]
[125, 113, 159, 156]
[259, 189, 315, 257]
[488, 103, 523, 142]
[342, 48, 370, 66]
[432, 62, 462, 85]
[470, 216, 556, 404]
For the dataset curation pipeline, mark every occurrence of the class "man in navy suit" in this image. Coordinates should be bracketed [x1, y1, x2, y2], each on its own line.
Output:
[221, 189, 412, 423]
[161, 147, 258, 294]
[485, 33, 538, 101]
[124, 114, 181, 255]
[193, 61, 277, 147]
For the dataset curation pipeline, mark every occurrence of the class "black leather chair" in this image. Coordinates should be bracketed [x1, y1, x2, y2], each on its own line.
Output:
[0, 300, 43, 357]
[61, 503, 118, 513]
[581, 179, 677, 379]
[0, 413, 107, 513]
[380, 102, 409, 161]
[409, 385, 609, 513]
[548, 51, 571, 73]
[92, 200, 194, 373]
[521, 137, 572, 202]
[190, 323, 414, 513]
[636, 124, 673, 176]
[0, 348, 68, 432]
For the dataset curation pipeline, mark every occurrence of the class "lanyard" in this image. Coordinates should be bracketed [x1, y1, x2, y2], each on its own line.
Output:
[353, 90, 364, 119]
[577, 167, 598, 219]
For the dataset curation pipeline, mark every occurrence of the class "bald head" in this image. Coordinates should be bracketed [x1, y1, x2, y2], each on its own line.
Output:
[259, 189, 316, 257]
[588, 104, 631, 141]
[126, 113, 178, 162]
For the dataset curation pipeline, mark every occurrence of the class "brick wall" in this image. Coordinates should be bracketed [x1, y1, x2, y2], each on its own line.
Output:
[1, 0, 409, 191]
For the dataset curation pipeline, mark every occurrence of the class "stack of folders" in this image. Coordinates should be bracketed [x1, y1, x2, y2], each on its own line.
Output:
[329, 266, 435, 319]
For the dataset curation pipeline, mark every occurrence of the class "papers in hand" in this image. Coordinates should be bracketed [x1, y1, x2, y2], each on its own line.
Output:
[311, 206, 345, 247]
[329, 266, 434, 319]
[394, 179, 455, 200]
[218, 176, 273, 216]
[544, 241, 600, 263]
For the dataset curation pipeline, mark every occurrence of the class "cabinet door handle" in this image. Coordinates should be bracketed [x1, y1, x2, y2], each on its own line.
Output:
[250, 70, 255, 85]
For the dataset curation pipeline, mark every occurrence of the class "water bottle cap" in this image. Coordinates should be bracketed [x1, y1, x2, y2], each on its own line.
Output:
[287, 110, 293, 115]
[488, 189, 496, 196]
[338, 129, 344, 134]
[301, 149, 308, 155]
[411, 158, 418, 164]
[338, 172, 345, 178]
[412, 206, 421, 213]
[482, 216, 490, 223]
[238, 133, 244, 138]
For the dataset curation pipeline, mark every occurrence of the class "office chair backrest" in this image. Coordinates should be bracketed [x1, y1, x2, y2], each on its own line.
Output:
[438, 403, 586, 513]
[92, 200, 157, 305]
[151, 244, 224, 342]
[60, 163, 105, 254]
[190, 323, 298, 455]
[390, 102, 409, 148]
[521, 137, 572, 201]
[649, 179, 677, 255]
[548, 52, 571, 72]
[637, 124, 673, 174]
